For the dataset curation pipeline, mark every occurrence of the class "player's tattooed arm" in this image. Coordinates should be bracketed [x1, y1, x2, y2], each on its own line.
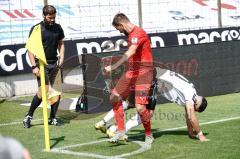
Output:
[185, 102, 209, 142]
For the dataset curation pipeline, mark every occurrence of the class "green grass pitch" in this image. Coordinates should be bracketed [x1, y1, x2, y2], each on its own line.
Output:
[0, 92, 240, 159]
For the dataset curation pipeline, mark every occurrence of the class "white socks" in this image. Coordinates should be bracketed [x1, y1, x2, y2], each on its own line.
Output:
[103, 109, 114, 123]
[101, 101, 142, 133]
[125, 114, 142, 132]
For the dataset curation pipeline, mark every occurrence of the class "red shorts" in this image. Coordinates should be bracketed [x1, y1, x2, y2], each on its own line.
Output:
[112, 68, 153, 105]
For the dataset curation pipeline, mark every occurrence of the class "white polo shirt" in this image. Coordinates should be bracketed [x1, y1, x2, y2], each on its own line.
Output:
[156, 68, 197, 106]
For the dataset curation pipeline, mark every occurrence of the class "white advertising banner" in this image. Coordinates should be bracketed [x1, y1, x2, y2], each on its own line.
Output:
[0, 0, 239, 45]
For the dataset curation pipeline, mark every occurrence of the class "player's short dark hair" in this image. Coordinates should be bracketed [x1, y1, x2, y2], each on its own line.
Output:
[43, 5, 56, 16]
[198, 97, 208, 113]
[112, 13, 130, 27]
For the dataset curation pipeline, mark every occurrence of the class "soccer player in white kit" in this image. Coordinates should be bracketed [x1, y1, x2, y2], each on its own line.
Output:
[95, 68, 209, 142]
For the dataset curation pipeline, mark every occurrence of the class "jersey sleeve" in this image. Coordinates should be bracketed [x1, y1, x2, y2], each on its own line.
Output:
[184, 92, 195, 106]
[130, 33, 145, 48]
[58, 24, 65, 40]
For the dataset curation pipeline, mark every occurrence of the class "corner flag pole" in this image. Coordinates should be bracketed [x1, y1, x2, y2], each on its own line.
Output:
[39, 61, 50, 151]
[25, 24, 50, 151]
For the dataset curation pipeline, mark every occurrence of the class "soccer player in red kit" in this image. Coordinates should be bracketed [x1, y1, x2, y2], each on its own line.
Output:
[104, 13, 154, 144]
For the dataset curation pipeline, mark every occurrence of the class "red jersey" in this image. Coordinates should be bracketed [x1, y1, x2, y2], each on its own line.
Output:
[128, 26, 153, 70]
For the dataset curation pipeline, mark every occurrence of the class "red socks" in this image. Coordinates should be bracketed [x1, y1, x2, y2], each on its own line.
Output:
[112, 102, 151, 135]
[139, 108, 152, 136]
[112, 102, 125, 132]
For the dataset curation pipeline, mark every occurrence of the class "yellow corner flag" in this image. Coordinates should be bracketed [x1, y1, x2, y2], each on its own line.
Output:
[25, 24, 50, 151]
[25, 24, 47, 65]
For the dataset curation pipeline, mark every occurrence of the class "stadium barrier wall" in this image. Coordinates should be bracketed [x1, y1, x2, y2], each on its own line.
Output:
[0, 68, 83, 98]
[1, 26, 240, 76]
[83, 40, 240, 113]
[1, 27, 240, 99]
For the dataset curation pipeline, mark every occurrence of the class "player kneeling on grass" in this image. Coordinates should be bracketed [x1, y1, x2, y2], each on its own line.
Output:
[95, 68, 209, 142]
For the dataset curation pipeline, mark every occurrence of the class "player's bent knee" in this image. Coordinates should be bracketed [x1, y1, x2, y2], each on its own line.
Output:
[110, 93, 121, 103]
[36, 91, 42, 99]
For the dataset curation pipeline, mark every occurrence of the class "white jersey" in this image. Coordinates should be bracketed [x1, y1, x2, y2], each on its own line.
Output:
[155, 68, 197, 106]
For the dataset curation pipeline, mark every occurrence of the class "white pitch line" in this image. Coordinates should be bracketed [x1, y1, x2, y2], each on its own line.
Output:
[54, 139, 108, 150]
[51, 116, 240, 158]
[130, 116, 240, 138]
[51, 149, 124, 159]
[0, 119, 42, 127]
[114, 141, 151, 158]
[51, 140, 150, 159]
[199, 116, 240, 125]
[1, 116, 240, 158]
